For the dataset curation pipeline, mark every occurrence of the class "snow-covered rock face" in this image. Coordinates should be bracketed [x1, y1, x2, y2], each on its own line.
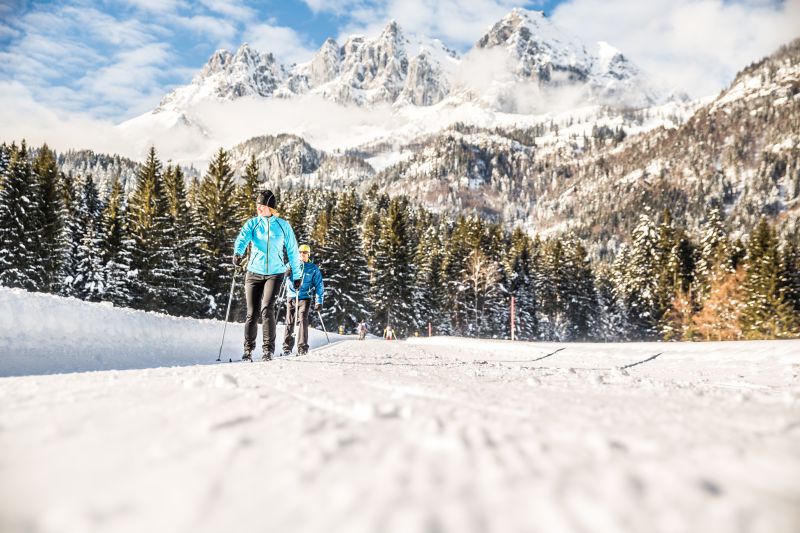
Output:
[471, 9, 662, 109]
[157, 44, 284, 112]
[150, 8, 665, 118]
[476, 8, 593, 83]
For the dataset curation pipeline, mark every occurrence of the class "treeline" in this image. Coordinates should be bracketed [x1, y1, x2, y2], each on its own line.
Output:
[1, 140, 799, 340]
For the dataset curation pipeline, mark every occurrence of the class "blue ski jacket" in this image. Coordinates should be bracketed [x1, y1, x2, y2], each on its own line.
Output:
[286, 260, 324, 305]
[233, 215, 303, 280]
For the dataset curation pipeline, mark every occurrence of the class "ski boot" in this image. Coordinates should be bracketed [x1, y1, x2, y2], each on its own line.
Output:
[241, 349, 253, 362]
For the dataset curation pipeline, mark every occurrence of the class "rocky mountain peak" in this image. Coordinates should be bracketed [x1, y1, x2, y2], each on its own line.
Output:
[147, 8, 672, 119]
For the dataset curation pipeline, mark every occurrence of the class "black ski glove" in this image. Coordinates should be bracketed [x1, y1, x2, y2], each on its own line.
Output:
[233, 254, 245, 267]
[293, 278, 302, 290]
[314, 303, 321, 311]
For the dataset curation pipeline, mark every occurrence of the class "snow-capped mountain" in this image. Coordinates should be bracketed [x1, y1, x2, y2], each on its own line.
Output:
[130, 8, 668, 133]
[155, 45, 286, 113]
[468, 9, 663, 109]
[282, 21, 460, 107]
[152, 20, 460, 115]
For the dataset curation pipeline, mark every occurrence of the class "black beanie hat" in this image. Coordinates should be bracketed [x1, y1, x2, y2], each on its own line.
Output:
[256, 190, 277, 208]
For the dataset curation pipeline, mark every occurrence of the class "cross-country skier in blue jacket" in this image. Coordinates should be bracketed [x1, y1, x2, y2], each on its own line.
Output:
[282, 243, 324, 356]
[233, 190, 303, 361]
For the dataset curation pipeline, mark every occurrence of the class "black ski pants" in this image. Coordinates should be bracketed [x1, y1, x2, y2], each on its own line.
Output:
[244, 272, 284, 356]
[283, 298, 311, 354]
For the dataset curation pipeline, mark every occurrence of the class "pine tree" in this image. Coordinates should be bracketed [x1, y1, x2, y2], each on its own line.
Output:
[561, 235, 597, 341]
[740, 218, 799, 338]
[412, 219, 445, 335]
[620, 214, 661, 339]
[236, 155, 260, 224]
[31, 144, 63, 291]
[480, 223, 510, 337]
[56, 172, 81, 297]
[0, 142, 42, 290]
[307, 191, 334, 251]
[196, 148, 239, 317]
[780, 224, 800, 313]
[162, 164, 209, 316]
[126, 146, 169, 311]
[507, 230, 540, 340]
[693, 206, 731, 304]
[369, 197, 415, 336]
[318, 190, 371, 332]
[440, 216, 483, 335]
[361, 190, 389, 271]
[72, 175, 105, 301]
[281, 189, 310, 245]
[100, 176, 133, 307]
[537, 238, 561, 340]
[594, 264, 629, 341]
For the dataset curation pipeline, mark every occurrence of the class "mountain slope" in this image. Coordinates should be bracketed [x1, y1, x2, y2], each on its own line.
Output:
[371, 38, 800, 246]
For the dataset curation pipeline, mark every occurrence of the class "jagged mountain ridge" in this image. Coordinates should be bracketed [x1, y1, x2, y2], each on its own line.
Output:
[143, 8, 666, 120]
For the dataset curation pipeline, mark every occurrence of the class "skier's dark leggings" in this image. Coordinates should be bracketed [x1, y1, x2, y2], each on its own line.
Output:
[244, 272, 284, 355]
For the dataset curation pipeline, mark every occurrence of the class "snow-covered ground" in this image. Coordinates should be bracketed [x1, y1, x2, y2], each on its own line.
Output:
[1, 288, 799, 533]
[0, 288, 342, 377]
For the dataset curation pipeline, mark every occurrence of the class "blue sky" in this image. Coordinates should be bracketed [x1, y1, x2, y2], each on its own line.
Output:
[0, 0, 798, 124]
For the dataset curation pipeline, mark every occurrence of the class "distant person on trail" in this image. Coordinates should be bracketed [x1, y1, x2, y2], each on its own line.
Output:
[383, 325, 396, 340]
[357, 321, 368, 340]
[282, 244, 324, 357]
[233, 190, 303, 362]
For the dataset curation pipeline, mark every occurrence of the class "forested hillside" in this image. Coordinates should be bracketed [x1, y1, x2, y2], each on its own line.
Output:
[2, 142, 799, 340]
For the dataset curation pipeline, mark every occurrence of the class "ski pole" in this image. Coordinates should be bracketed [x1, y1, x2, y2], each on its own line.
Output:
[292, 264, 304, 353]
[275, 275, 287, 313]
[316, 310, 330, 344]
[216, 268, 239, 362]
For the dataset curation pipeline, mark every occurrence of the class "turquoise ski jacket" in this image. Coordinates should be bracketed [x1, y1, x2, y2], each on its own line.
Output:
[233, 215, 303, 280]
[286, 260, 324, 305]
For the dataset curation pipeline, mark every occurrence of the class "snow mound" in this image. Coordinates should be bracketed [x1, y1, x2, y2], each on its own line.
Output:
[0, 288, 342, 377]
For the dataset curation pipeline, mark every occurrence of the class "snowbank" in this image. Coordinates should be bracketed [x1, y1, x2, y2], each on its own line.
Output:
[0, 288, 343, 377]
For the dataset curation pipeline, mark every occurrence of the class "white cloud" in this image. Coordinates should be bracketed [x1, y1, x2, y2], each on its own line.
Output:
[59, 6, 158, 48]
[0, 81, 132, 156]
[174, 14, 238, 43]
[302, 0, 368, 16]
[310, 0, 529, 48]
[551, 0, 800, 97]
[242, 23, 317, 64]
[0, 22, 20, 40]
[78, 43, 174, 116]
[121, 0, 189, 13]
[197, 0, 256, 21]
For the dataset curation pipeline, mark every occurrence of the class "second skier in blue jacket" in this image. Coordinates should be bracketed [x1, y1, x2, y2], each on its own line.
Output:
[283, 243, 325, 356]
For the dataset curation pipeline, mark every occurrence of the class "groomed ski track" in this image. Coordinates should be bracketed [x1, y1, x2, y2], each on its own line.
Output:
[2, 336, 799, 533]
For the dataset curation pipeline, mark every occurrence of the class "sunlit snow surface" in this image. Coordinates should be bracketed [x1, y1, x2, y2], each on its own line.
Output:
[1, 288, 799, 533]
